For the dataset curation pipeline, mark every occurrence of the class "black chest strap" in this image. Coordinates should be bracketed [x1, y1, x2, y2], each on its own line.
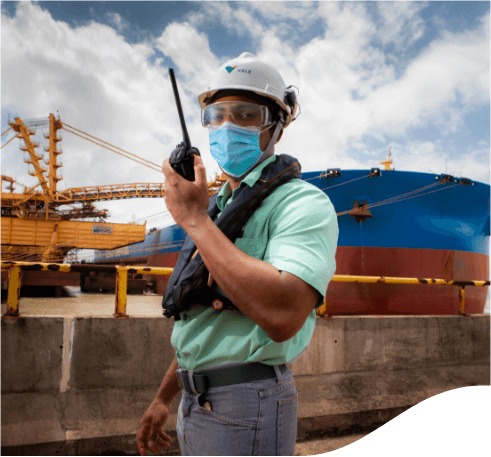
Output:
[162, 154, 302, 320]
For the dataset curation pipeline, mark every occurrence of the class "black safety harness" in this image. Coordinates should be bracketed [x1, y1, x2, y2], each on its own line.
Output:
[162, 154, 302, 320]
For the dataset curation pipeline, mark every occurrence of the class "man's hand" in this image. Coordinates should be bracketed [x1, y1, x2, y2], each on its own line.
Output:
[163, 155, 210, 231]
[136, 398, 173, 456]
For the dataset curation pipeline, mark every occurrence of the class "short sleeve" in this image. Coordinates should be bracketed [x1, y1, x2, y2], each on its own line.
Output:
[263, 181, 339, 298]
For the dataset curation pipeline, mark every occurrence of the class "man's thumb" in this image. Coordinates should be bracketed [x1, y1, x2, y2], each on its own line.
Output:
[194, 155, 207, 186]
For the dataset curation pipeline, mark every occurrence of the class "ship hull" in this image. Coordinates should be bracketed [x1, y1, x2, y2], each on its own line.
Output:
[129, 246, 487, 314]
[329, 246, 488, 314]
[94, 168, 490, 314]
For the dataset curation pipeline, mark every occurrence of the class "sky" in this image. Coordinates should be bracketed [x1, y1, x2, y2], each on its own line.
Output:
[1, 1, 490, 231]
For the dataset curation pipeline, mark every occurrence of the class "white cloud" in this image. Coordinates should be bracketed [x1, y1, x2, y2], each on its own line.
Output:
[187, 1, 321, 48]
[186, 2, 263, 39]
[105, 12, 128, 33]
[248, 1, 316, 20]
[376, 1, 427, 51]
[1, 0, 489, 238]
[1, 2, 216, 225]
[363, 12, 490, 137]
[159, 1, 491, 185]
[155, 21, 220, 95]
[2, 2, 176, 182]
[396, 139, 490, 185]
[251, 3, 490, 177]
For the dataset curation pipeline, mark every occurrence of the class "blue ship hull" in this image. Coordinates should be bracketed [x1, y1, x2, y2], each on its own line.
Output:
[94, 169, 490, 314]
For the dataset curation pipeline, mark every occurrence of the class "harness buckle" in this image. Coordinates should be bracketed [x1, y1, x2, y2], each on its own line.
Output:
[176, 368, 200, 394]
[175, 369, 185, 390]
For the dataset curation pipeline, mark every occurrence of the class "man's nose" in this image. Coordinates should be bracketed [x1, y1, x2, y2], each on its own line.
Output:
[222, 113, 235, 124]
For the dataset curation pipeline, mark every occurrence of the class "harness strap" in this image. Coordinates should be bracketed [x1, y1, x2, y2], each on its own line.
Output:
[162, 154, 302, 320]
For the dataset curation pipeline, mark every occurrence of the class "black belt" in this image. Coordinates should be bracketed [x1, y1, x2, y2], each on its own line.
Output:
[176, 363, 288, 394]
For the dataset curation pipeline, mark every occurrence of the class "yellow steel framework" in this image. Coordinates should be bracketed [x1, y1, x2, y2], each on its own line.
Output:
[2, 115, 168, 216]
[1, 218, 146, 251]
[1, 114, 165, 262]
[54, 183, 166, 203]
[1, 114, 230, 264]
[2, 261, 489, 318]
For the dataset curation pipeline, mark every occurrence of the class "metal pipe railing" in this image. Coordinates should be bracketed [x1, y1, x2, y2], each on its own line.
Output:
[1, 261, 173, 318]
[2, 261, 489, 317]
[317, 275, 490, 316]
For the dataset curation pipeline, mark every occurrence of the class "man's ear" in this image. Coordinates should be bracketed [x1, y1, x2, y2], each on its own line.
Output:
[275, 128, 284, 144]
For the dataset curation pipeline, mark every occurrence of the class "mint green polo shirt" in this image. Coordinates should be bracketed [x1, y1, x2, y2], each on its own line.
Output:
[171, 155, 338, 371]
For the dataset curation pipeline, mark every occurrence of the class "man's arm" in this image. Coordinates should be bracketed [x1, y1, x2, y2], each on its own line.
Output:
[163, 157, 321, 343]
[149, 355, 181, 408]
[188, 215, 319, 342]
[136, 356, 181, 456]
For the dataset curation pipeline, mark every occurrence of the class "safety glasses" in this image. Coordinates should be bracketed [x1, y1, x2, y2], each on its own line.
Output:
[201, 101, 274, 130]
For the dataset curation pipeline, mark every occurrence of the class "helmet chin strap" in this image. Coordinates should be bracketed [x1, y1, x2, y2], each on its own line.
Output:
[259, 120, 284, 162]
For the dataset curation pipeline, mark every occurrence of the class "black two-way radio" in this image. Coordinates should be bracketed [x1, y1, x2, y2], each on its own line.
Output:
[168, 68, 200, 181]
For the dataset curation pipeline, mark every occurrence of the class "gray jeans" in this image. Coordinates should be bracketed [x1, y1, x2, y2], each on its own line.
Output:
[176, 366, 298, 456]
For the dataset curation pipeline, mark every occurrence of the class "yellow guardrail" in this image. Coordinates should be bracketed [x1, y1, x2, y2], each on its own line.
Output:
[1, 261, 173, 318]
[316, 275, 490, 317]
[2, 261, 490, 317]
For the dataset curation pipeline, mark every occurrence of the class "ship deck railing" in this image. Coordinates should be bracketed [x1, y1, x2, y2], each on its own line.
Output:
[1, 261, 489, 318]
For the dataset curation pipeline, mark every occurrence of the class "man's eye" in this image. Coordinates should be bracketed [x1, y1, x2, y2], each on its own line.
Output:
[238, 110, 259, 122]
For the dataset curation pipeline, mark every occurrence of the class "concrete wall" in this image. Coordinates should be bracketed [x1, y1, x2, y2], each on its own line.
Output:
[2, 315, 489, 455]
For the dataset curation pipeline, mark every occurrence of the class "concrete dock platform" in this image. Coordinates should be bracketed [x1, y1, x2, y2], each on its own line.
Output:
[1, 292, 489, 455]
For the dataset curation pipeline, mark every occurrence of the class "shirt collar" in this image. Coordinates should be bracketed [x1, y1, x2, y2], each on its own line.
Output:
[216, 155, 277, 212]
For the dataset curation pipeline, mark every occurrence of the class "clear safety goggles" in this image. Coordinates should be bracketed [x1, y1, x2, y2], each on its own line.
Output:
[201, 101, 275, 130]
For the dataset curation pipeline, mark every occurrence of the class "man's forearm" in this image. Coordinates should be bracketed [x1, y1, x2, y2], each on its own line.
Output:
[154, 356, 181, 406]
[161, 157, 319, 342]
[186, 215, 316, 342]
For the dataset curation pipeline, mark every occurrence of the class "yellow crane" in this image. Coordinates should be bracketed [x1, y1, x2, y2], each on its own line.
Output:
[1, 114, 227, 264]
[1, 114, 157, 263]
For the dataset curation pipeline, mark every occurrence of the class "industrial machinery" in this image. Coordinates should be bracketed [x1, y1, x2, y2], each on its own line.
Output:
[1, 114, 161, 291]
[1, 114, 226, 294]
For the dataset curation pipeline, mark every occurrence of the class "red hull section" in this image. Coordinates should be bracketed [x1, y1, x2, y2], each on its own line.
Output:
[144, 246, 488, 315]
[327, 247, 488, 314]
[147, 252, 179, 295]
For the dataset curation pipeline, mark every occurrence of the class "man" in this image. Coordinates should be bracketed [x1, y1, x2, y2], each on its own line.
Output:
[136, 52, 338, 456]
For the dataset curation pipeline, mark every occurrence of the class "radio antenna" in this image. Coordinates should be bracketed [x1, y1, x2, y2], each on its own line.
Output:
[168, 68, 191, 149]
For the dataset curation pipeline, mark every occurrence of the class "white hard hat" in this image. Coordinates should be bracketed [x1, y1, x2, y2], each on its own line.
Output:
[198, 52, 298, 128]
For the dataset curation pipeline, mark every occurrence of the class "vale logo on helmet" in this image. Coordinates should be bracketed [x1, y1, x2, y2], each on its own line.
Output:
[225, 65, 251, 74]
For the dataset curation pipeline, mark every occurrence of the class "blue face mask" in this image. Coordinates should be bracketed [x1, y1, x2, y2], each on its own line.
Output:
[209, 122, 262, 178]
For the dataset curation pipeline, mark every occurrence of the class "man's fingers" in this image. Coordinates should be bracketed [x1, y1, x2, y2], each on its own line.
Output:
[148, 441, 162, 454]
[136, 423, 151, 456]
[135, 423, 171, 455]
[160, 430, 172, 442]
[135, 435, 148, 456]
[148, 420, 163, 449]
[157, 436, 172, 449]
